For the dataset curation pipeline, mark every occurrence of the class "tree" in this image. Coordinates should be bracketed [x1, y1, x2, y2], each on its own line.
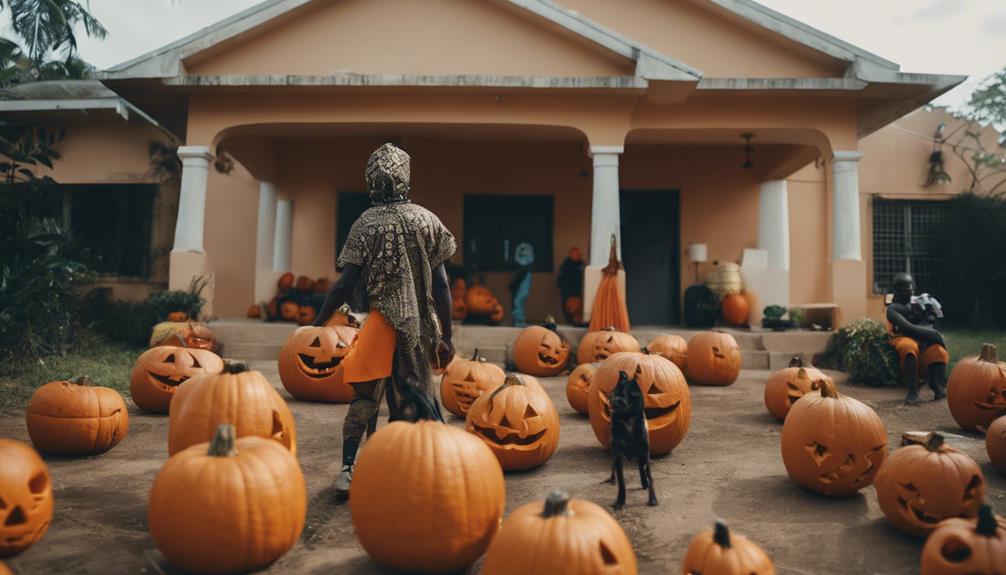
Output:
[967, 68, 1006, 135]
[0, 0, 105, 85]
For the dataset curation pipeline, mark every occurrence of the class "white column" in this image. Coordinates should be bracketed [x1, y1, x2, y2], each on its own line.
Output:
[273, 197, 293, 272]
[832, 151, 864, 261]
[172, 146, 213, 253]
[589, 145, 623, 266]
[758, 180, 790, 270]
[255, 182, 278, 303]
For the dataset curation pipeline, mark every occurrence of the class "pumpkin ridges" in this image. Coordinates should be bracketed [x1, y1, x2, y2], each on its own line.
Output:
[948, 343, 1006, 432]
[26, 378, 129, 455]
[0, 439, 54, 557]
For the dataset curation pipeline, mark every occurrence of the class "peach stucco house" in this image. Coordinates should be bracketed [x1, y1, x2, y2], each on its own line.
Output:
[5, 0, 976, 326]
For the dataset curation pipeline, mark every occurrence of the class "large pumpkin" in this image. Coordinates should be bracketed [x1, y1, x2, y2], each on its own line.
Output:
[721, 292, 751, 326]
[440, 349, 506, 417]
[465, 285, 496, 315]
[278, 324, 359, 403]
[168, 361, 297, 456]
[681, 520, 774, 575]
[987, 416, 1006, 476]
[26, 376, 129, 455]
[577, 327, 641, 364]
[514, 324, 570, 377]
[920, 504, 1006, 575]
[350, 420, 505, 573]
[687, 331, 742, 386]
[763, 357, 833, 422]
[875, 432, 984, 537]
[948, 343, 1006, 432]
[149, 321, 216, 351]
[0, 439, 53, 558]
[130, 346, 224, 413]
[150, 424, 306, 575]
[781, 379, 887, 496]
[482, 491, 637, 575]
[644, 334, 687, 371]
[566, 363, 598, 415]
[589, 352, 692, 455]
[466, 374, 560, 471]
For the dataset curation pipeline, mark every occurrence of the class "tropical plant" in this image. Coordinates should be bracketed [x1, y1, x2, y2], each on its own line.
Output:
[815, 318, 900, 386]
[0, 127, 64, 184]
[966, 67, 1006, 143]
[0, 0, 106, 85]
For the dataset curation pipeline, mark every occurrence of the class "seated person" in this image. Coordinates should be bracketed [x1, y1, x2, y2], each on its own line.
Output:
[886, 273, 948, 404]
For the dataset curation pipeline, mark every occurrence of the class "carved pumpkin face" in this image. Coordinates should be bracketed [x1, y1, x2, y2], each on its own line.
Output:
[278, 325, 359, 403]
[577, 328, 640, 364]
[644, 334, 688, 371]
[452, 297, 468, 320]
[948, 344, 1006, 432]
[440, 350, 506, 417]
[875, 432, 985, 537]
[246, 304, 262, 319]
[277, 272, 294, 291]
[0, 439, 53, 558]
[763, 358, 833, 422]
[465, 286, 496, 315]
[686, 331, 742, 386]
[296, 305, 317, 326]
[294, 275, 314, 292]
[149, 322, 216, 351]
[279, 301, 300, 322]
[488, 302, 504, 324]
[987, 416, 1006, 476]
[920, 505, 1006, 575]
[588, 352, 692, 455]
[514, 325, 570, 377]
[682, 521, 774, 575]
[781, 379, 888, 496]
[566, 363, 597, 415]
[466, 374, 559, 471]
[130, 346, 224, 413]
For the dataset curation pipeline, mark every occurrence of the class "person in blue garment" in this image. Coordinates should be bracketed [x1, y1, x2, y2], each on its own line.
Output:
[509, 242, 534, 327]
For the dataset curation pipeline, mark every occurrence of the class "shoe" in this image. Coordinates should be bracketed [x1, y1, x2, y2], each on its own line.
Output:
[334, 465, 353, 497]
[904, 394, 921, 406]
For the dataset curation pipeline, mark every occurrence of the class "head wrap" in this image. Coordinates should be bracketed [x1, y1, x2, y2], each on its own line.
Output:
[365, 143, 411, 204]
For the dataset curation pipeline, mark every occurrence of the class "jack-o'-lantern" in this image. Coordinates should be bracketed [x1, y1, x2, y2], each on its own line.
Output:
[644, 334, 687, 371]
[577, 327, 640, 364]
[168, 361, 297, 456]
[26, 376, 129, 455]
[323, 304, 360, 328]
[452, 297, 467, 320]
[247, 304, 262, 319]
[465, 285, 496, 315]
[948, 343, 1006, 432]
[566, 363, 598, 415]
[488, 301, 505, 325]
[130, 346, 224, 413]
[781, 379, 887, 496]
[987, 416, 1006, 476]
[277, 272, 294, 291]
[875, 432, 984, 537]
[314, 277, 331, 294]
[514, 322, 570, 377]
[920, 504, 1006, 575]
[466, 373, 559, 470]
[682, 520, 774, 575]
[687, 331, 742, 386]
[149, 321, 216, 351]
[564, 297, 583, 324]
[763, 357, 833, 422]
[0, 439, 53, 558]
[451, 277, 467, 299]
[166, 311, 188, 322]
[589, 351, 692, 455]
[295, 275, 314, 292]
[296, 305, 317, 326]
[720, 292, 750, 326]
[279, 300, 300, 322]
[440, 350, 506, 417]
[279, 324, 359, 403]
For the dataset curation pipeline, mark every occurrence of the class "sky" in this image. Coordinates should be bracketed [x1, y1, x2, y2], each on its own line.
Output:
[64, 0, 1006, 111]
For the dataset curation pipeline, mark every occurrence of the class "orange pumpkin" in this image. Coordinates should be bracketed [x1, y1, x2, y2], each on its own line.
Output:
[350, 420, 505, 573]
[466, 373, 560, 471]
[481, 491, 637, 575]
[294, 275, 314, 292]
[682, 520, 774, 575]
[514, 324, 570, 377]
[166, 311, 188, 322]
[465, 285, 496, 315]
[130, 346, 224, 413]
[987, 416, 1006, 476]
[566, 363, 598, 415]
[278, 324, 359, 403]
[781, 379, 887, 496]
[150, 424, 306, 575]
[314, 277, 332, 294]
[920, 504, 1006, 575]
[246, 304, 262, 319]
[644, 334, 687, 371]
[564, 296, 583, 325]
[0, 439, 53, 558]
[149, 321, 216, 351]
[0, 560, 10, 574]
[948, 343, 1006, 432]
[279, 300, 300, 322]
[687, 331, 742, 386]
[875, 432, 984, 537]
[277, 272, 294, 291]
[451, 277, 467, 299]
[589, 351, 692, 455]
[720, 292, 750, 326]
[26, 376, 129, 455]
[488, 301, 505, 325]
[296, 305, 317, 326]
[452, 297, 468, 320]
[577, 327, 640, 364]
[763, 356, 833, 422]
[168, 361, 297, 456]
[440, 349, 506, 418]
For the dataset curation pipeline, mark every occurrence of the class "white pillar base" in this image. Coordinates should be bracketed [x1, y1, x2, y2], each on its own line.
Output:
[273, 197, 293, 272]
[173, 146, 213, 253]
[832, 151, 863, 261]
[589, 146, 623, 267]
[255, 182, 279, 303]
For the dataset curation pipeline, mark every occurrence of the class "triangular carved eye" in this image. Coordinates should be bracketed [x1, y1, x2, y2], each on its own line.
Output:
[309, 337, 322, 348]
[0, 495, 6, 509]
[806, 442, 829, 465]
[4, 506, 26, 526]
[464, 373, 476, 382]
[963, 475, 983, 503]
[599, 541, 618, 565]
[163, 353, 175, 363]
[647, 385, 663, 396]
[606, 336, 614, 343]
[500, 415, 513, 429]
[28, 472, 48, 494]
[524, 404, 538, 418]
[191, 355, 202, 369]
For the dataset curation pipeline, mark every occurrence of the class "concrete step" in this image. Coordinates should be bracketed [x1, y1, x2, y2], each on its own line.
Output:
[220, 342, 283, 361]
[741, 350, 770, 370]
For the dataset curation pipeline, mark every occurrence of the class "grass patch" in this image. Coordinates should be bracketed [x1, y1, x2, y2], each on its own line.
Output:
[944, 329, 1006, 367]
[0, 330, 142, 411]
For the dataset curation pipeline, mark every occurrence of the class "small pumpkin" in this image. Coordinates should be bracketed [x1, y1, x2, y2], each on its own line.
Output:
[314, 277, 332, 294]
[987, 416, 1006, 476]
[488, 301, 505, 325]
[577, 327, 640, 364]
[277, 272, 294, 291]
[279, 300, 300, 322]
[26, 376, 129, 455]
[246, 304, 262, 319]
[514, 322, 570, 377]
[278, 324, 359, 403]
[720, 292, 750, 326]
[295, 275, 314, 292]
[687, 331, 742, 386]
[150, 424, 306, 575]
[781, 379, 887, 496]
[763, 357, 833, 422]
[465, 285, 496, 315]
[681, 520, 775, 575]
[350, 420, 505, 573]
[644, 334, 687, 371]
[440, 349, 506, 417]
[296, 305, 317, 326]
[166, 311, 188, 322]
[466, 373, 560, 471]
[149, 321, 216, 351]
[564, 296, 583, 324]
[168, 361, 297, 456]
[130, 346, 224, 413]
[920, 504, 1006, 575]
[875, 432, 985, 537]
[451, 277, 467, 299]
[0, 439, 53, 558]
[481, 491, 637, 575]
[948, 343, 1006, 432]
[452, 297, 468, 320]
[566, 363, 598, 415]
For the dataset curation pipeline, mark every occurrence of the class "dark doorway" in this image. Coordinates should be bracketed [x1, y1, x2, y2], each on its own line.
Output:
[619, 189, 680, 325]
[336, 191, 370, 256]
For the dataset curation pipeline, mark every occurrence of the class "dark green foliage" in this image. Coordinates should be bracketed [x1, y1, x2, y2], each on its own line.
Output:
[83, 290, 161, 348]
[763, 305, 786, 320]
[816, 318, 900, 387]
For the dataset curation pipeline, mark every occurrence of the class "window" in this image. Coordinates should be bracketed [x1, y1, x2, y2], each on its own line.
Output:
[463, 195, 553, 272]
[336, 191, 370, 257]
[872, 199, 946, 294]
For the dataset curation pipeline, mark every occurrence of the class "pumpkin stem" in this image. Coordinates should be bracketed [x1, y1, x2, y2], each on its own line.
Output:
[222, 360, 250, 374]
[207, 424, 237, 457]
[542, 491, 572, 518]
[796, 367, 808, 380]
[503, 373, 524, 387]
[71, 376, 90, 386]
[901, 431, 944, 451]
[713, 520, 732, 549]
[979, 343, 997, 363]
[544, 316, 558, 330]
[602, 325, 617, 332]
[788, 356, 804, 368]
[819, 378, 839, 399]
[976, 504, 998, 537]
[471, 348, 487, 363]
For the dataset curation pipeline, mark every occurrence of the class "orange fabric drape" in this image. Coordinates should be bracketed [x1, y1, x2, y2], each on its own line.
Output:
[340, 310, 396, 384]
[588, 234, 631, 332]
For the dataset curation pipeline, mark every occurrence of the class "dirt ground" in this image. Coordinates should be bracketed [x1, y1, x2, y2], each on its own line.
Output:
[2, 362, 1004, 575]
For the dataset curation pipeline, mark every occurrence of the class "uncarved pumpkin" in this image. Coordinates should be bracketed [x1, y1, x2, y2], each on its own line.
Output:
[577, 327, 640, 364]
[440, 349, 506, 418]
[721, 292, 750, 326]
[26, 376, 129, 455]
[150, 424, 306, 575]
[687, 331, 742, 386]
[920, 504, 1006, 575]
[482, 491, 637, 575]
[246, 304, 262, 319]
[277, 272, 294, 291]
[295, 275, 314, 292]
[489, 301, 505, 325]
[682, 520, 775, 575]
[763, 357, 833, 422]
[0, 439, 53, 558]
[350, 420, 505, 573]
[566, 363, 598, 415]
[166, 311, 188, 322]
[278, 324, 359, 403]
[168, 361, 297, 456]
[644, 334, 687, 371]
[465, 285, 496, 315]
[987, 416, 1006, 476]
[130, 346, 224, 413]
[466, 374, 560, 471]
[948, 343, 1006, 432]
[514, 324, 570, 377]
[314, 277, 332, 294]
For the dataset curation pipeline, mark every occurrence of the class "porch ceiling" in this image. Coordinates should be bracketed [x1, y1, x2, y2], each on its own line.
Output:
[219, 122, 589, 143]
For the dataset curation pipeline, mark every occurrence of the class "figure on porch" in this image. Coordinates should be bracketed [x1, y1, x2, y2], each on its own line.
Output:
[509, 242, 534, 327]
[558, 246, 585, 325]
[886, 272, 949, 405]
[313, 143, 457, 496]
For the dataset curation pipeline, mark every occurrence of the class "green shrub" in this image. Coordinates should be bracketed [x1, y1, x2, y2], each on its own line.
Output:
[816, 318, 900, 387]
[84, 289, 161, 348]
[146, 289, 203, 320]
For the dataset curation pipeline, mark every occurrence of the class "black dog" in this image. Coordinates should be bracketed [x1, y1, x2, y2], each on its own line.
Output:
[607, 370, 658, 508]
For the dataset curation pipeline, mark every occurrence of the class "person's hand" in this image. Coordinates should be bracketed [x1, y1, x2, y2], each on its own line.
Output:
[435, 339, 455, 372]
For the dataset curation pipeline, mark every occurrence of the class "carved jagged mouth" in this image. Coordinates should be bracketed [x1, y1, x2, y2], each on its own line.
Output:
[595, 353, 609, 361]
[896, 498, 943, 525]
[297, 353, 342, 379]
[473, 425, 547, 446]
[644, 401, 680, 421]
[147, 372, 187, 391]
[538, 353, 559, 366]
[974, 401, 1006, 412]
[786, 393, 803, 407]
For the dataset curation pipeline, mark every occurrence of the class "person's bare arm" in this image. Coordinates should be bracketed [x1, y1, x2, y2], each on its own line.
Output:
[432, 263, 455, 367]
[313, 264, 362, 326]
[887, 305, 945, 347]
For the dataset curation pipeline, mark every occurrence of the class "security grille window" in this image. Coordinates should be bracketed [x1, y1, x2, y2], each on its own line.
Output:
[872, 199, 946, 295]
[463, 195, 553, 273]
